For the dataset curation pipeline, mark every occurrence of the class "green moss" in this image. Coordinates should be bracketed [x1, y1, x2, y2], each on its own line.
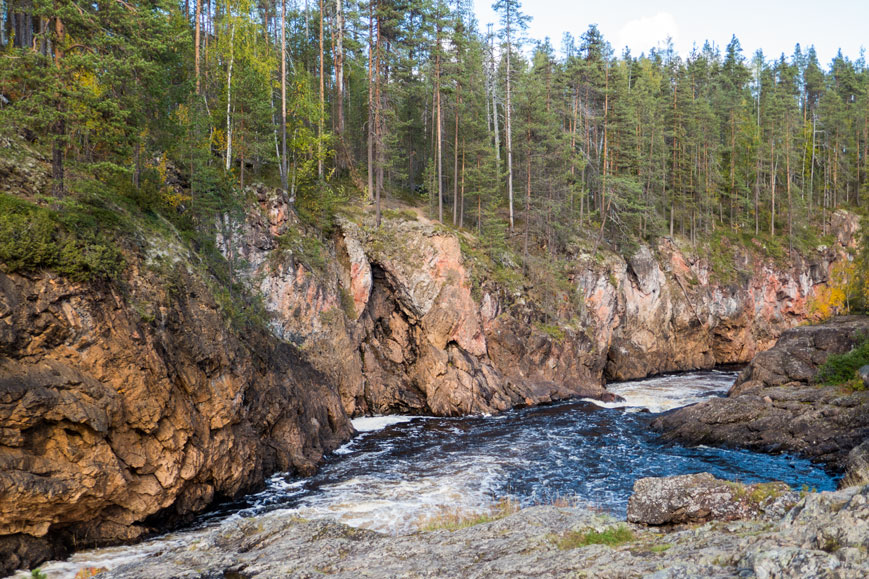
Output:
[649, 543, 672, 553]
[556, 525, 635, 550]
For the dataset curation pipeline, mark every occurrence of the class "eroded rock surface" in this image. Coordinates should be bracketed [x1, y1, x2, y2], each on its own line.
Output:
[653, 316, 869, 468]
[627, 473, 796, 525]
[224, 188, 857, 419]
[76, 482, 869, 579]
[0, 267, 352, 575]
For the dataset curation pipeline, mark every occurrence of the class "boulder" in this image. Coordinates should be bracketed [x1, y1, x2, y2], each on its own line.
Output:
[842, 440, 869, 488]
[627, 473, 795, 526]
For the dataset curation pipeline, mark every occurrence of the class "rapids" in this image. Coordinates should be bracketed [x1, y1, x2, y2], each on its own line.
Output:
[19, 371, 838, 578]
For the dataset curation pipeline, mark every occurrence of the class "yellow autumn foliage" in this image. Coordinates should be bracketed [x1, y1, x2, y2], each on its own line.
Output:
[809, 261, 857, 320]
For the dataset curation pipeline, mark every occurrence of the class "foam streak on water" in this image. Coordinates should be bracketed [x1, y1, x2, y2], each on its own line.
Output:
[588, 370, 737, 413]
[20, 371, 838, 578]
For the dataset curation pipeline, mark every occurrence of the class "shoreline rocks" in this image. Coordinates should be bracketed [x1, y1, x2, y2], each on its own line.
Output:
[653, 316, 869, 470]
[0, 267, 353, 575]
[627, 473, 797, 526]
[35, 477, 867, 579]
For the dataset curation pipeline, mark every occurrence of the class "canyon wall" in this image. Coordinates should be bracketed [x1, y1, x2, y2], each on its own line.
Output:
[0, 256, 352, 574]
[0, 179, 858, 574]
[226, 187, 858, 419]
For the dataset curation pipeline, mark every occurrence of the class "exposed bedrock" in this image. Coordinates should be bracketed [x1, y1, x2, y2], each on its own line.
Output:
[653, 316, 869, 469]
[226, 187, 858, 417]
[0, 265, 352, 575]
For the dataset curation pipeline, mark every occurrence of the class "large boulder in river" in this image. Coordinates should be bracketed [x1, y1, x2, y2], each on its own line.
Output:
[627, 473, 795, 525]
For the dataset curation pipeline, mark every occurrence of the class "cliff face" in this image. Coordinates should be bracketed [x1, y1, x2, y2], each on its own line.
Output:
[592, 238, 840, 381]
[224, 192, 615, 417]
[0, 259, 352, 574]
[0, 177, 857, 574]
[226, 188, 857, 418]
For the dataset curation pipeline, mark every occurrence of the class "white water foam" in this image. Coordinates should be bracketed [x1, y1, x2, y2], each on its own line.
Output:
[20, 371, 786, 579]
[351, 415, 424, 432]
[584, 371, 735, 413]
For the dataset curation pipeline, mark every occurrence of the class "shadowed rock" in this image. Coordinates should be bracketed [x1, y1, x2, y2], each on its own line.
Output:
[653, 316, 869, 469]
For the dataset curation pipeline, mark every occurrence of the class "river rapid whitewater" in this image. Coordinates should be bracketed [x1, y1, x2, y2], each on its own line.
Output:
[20, 371, 839, 578]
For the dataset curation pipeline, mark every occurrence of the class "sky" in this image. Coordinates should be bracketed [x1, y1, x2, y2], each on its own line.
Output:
[472, 0, 868, 67]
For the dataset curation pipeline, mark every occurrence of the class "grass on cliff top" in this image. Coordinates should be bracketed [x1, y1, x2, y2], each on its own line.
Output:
[815, 336, 869, 391]
[555, 525, 635, 550]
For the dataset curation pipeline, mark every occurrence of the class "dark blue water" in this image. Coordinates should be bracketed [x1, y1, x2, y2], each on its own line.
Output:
[203, 371, 838, 533]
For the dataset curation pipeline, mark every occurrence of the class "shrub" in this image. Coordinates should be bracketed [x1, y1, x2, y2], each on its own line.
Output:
[0, 194, 125, 282]
[815, 337, 869, 390]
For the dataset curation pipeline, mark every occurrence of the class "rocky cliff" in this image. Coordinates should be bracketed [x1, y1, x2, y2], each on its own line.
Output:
[0, 173, 859, 574]
[0, 257, 352, 574]
[224, 187, 857, 419]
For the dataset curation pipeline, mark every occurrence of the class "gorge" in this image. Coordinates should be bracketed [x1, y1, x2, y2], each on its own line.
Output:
[0, 176, 863, 574]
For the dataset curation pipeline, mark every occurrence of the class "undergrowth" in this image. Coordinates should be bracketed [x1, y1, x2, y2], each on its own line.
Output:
[815, 336, 869, 390]
[0, 193, 126, 282]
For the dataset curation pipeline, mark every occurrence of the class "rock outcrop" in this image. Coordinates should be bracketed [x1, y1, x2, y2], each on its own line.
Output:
[0, 264, 353, 575]
[224, 190, 617, 417]
[224, 188, 858, 420]
[627, 473, 796, 525]
[653, 316, 869, 468]
[56, 482, 869, 579]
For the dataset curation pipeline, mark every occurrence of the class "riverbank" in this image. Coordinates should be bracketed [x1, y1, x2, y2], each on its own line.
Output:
[654, 316, 869, 471]
[12, 373, 840, 578]
[37, 479, 869, 579]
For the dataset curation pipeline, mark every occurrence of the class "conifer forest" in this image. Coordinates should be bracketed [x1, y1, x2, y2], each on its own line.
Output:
[1, 0, 868, 260]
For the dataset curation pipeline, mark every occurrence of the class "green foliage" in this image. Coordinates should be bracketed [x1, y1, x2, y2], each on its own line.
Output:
[382, 208, 419, 222]
[815, 337, 869, 390]
[339, 287, 357, 319]
[0, 194, 125, 282]
[555, 525, 635, 550]
[534, 322, 566, 342]
[29, 570, 47, 579]
[296, 183, 350, 236]
[274, 229, 329, 275]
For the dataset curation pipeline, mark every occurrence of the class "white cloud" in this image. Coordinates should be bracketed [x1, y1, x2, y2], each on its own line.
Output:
[617, 12, 679, 55]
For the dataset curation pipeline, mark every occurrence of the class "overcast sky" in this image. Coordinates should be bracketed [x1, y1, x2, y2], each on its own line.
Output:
[472, 0, 867, 66]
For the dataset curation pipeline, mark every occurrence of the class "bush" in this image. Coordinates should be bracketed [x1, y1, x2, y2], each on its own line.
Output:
[0, 194, 125, 282]
[815, 337, 869, 390]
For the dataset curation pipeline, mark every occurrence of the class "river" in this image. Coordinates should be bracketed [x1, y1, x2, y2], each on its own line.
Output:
[19, 371, 838, 578]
